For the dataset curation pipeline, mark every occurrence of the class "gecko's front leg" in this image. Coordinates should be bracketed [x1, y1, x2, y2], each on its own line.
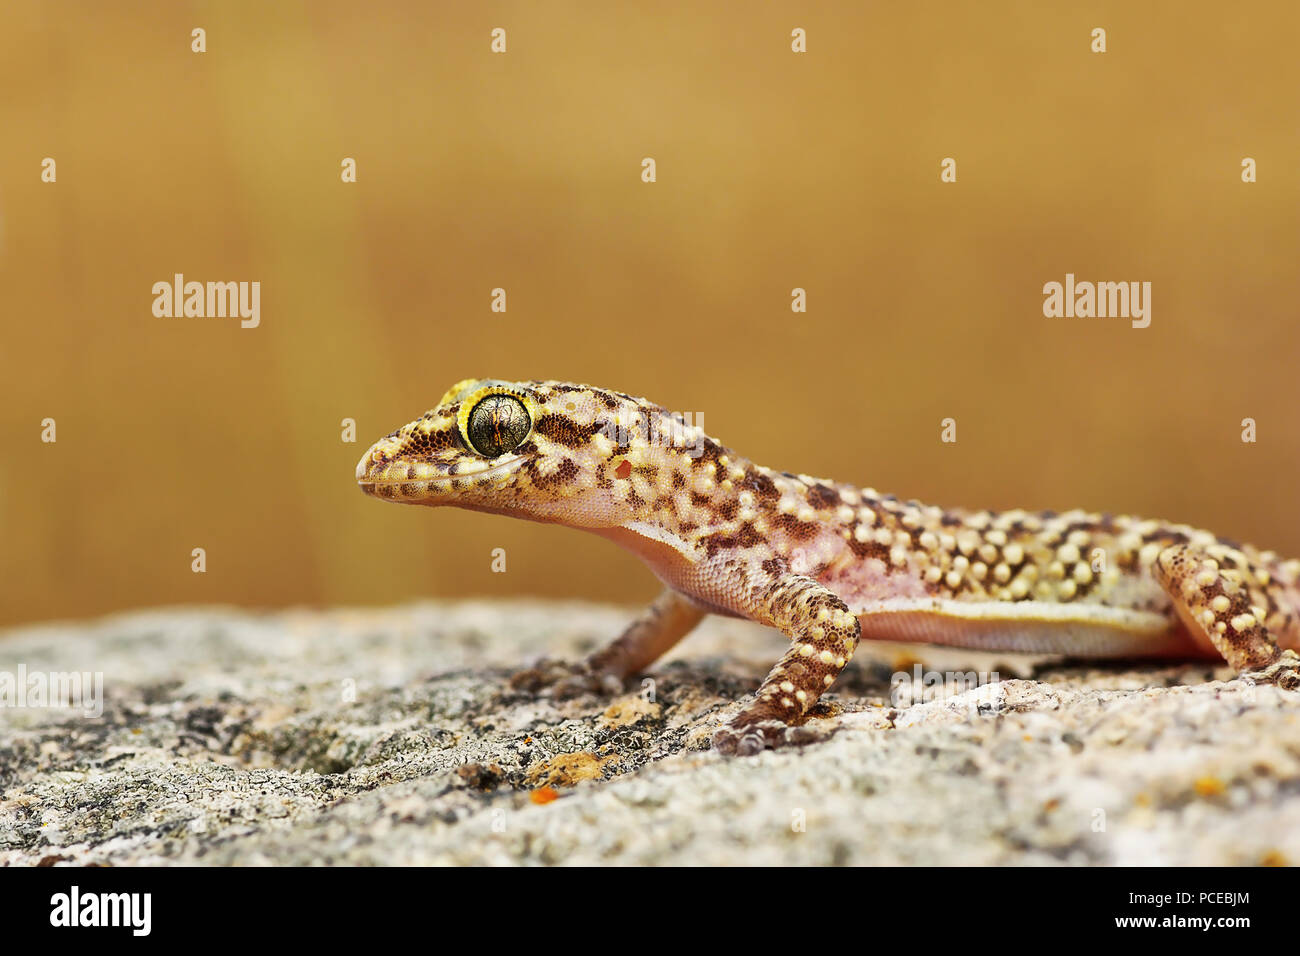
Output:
[711, 559, 861, 756]
[583, 586, 706, 684]
[510, 588, 705, 697]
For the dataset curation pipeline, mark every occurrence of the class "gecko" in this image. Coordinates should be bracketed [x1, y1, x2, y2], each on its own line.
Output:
[356, 378, 1300, 755]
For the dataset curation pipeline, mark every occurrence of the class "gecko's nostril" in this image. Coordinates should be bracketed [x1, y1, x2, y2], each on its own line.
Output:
[356, 441, 391, 483]
[356, 434, 425, 487]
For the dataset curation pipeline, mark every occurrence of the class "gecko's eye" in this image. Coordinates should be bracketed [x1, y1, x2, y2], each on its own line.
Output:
[466, 394, 531, 458]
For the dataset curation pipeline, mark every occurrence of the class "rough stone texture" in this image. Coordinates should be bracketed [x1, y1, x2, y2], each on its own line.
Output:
[2, 600, 1298, 866]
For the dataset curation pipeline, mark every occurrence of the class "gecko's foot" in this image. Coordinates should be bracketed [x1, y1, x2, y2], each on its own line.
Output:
[711, 702, 830, 756]
[507, 658, 625, 700]
[711, 719, 787, 756]
[1243, 649, 1300, 691]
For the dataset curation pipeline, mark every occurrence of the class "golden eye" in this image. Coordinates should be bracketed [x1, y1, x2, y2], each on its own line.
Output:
[466, 394, 531, 458]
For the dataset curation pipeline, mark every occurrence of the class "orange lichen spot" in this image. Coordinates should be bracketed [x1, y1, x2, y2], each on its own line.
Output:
[614, 459, 632, 480]
[600, 696, 661, 729]
[1194, 776, 1225, 798]
[524, 750, 619, 788]
[530, 786, 559, 805]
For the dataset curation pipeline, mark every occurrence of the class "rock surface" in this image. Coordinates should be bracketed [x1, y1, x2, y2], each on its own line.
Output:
[2, 600, 1298, 866]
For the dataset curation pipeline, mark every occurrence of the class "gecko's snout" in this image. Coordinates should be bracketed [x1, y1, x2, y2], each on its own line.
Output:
[355, 434, 395, 482]
[355, 415, 528, 505]
[355, 433, 429, 500]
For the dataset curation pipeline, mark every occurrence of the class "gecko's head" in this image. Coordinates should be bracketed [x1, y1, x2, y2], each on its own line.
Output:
[356, 378, 714, 529]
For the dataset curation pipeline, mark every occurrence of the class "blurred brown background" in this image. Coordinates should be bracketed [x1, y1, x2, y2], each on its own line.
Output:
[2, 1, 1298, 627]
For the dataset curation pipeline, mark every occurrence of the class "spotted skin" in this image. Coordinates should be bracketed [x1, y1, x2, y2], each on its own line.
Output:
[357, 378, 1300, 755]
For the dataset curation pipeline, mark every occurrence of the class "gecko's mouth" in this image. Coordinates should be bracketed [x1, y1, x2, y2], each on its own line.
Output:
[355, 452, 526, 501]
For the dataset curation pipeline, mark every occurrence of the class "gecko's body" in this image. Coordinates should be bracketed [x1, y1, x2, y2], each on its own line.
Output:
[358, 378, 1300, 754]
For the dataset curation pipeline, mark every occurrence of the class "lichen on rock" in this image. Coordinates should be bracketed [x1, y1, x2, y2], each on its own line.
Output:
[2, 600, 1299, 865]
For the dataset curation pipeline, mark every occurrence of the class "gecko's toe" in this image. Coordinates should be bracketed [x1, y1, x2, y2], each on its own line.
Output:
[711, 725, 767, 756]
[508, 658, 625, 700]
[1244, 649, 1300, 691]
[712, 709, 815, 756]
[711, 725, 754, 756]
